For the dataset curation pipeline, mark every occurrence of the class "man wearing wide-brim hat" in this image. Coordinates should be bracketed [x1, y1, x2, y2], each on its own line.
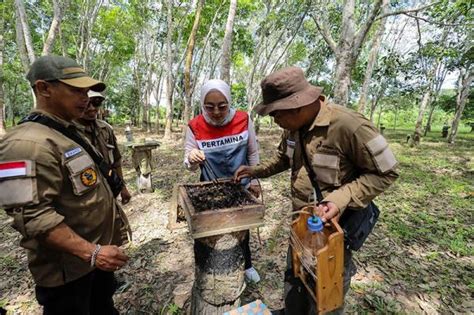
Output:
[0, 55, 131, 314]
[235, 66, 399, 313]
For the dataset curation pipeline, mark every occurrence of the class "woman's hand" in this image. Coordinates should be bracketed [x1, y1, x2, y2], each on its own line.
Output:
[188, 149, 205, 165]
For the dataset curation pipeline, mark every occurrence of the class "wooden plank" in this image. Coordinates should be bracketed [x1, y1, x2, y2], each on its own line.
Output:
[290, 207, 344, 314]
[167, 185, 179, 230]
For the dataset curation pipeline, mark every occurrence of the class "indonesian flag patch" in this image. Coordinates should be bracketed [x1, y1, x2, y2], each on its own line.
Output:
[0, 161, 28, 178]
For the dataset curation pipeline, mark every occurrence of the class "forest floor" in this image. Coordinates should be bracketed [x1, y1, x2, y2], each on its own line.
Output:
[0, 126, 473, 315]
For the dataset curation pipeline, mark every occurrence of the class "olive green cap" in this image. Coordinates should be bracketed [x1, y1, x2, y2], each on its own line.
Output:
[26, 55, 105, 92]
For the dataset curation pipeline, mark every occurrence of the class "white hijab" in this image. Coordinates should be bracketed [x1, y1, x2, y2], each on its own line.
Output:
[200, 79, 236, 126]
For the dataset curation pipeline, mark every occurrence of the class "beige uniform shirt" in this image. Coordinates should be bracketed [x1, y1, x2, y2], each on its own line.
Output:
[254, 98, 399, 212]
[0, 110, 128, 287]
[80, 119, 122, 168]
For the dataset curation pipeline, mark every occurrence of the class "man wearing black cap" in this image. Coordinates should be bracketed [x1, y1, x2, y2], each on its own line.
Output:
[0, 55, 131, 314]
[235, 66, 398, 314]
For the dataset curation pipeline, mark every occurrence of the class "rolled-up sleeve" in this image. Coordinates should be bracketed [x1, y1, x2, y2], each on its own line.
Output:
[183, 126, 200, 171]
[2, 140, 64, 238]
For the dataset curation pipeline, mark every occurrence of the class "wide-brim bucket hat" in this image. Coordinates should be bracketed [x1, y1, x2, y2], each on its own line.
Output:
[254, 66, 322, 116]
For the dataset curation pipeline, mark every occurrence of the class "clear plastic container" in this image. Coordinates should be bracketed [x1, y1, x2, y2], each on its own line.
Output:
[301, 216, 328, 269]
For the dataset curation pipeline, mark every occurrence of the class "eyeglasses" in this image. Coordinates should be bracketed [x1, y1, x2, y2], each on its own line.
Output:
[203, 103, 228, 112]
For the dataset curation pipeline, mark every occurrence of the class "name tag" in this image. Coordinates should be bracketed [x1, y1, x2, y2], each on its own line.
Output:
[65, 147, 82, 158]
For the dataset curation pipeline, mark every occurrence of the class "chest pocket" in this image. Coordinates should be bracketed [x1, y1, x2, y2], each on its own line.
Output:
[311, 152, 341, 186]
[65, 154, 100, 195]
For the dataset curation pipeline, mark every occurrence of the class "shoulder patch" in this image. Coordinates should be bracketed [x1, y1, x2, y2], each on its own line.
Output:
[80, 168, 97, 186]
[0, 161, 27, 178]
[65, 147, 82, 158]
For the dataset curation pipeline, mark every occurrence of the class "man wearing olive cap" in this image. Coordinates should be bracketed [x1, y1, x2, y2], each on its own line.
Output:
[235, 66, 398, 314]
[0, 55, 131, 314]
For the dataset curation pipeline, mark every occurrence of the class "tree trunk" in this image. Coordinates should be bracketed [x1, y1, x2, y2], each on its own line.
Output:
[164, 0, 175, 139]
[191, 232, 246, 314]
[357, 0, 389, 113]
[183, 0, 204, 134]
[42, 0, 64, 56]
[0, 3, 5, 136]
[369, 95, 378, 121]
[332, 56, 353, 106]
[155, 72, 163, 134]
[448, 69, 473, 144]
[220, 0, 237, 84]
[14, 3, 30, 72]
[413, 91, 431, 145]
[15, 0, 35, 64]
[423, 104, 436, 135]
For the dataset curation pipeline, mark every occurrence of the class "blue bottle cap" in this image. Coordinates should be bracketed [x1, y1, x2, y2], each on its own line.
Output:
[307, 216, 323, 232]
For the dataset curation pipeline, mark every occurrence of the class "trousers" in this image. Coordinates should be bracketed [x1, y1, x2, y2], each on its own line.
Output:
[35, 269, 118, 315]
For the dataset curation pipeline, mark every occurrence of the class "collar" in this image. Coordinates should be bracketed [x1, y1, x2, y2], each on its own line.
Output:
[308, 96, 331, 131]
[31, 109, 75, 129]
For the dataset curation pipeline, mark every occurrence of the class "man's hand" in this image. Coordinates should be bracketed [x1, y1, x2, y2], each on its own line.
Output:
[248, 184, 261, 198]
[120, 186, 131, 205]
[315, 202, 340, 223]
[234, 165, 255, 182]
[95, 245, 129, 272]
[188, 149, 205, 165]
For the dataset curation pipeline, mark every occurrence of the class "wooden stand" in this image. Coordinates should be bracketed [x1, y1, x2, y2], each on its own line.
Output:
[290, 207, 344, 314]
[124, 141, 159, 193]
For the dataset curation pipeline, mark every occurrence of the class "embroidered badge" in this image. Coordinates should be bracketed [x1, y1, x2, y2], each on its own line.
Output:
[65, 147, 82, 158]
[80, 168, 97, 186]
[0, 161, 27, 178]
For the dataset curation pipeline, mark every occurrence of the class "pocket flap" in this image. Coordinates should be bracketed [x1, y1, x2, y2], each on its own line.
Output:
[312, 153, 339, 169]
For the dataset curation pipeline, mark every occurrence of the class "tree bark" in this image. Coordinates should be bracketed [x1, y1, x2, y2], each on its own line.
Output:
[448, 68, 473, 144]
[183, 0, 204, 134]
[424, 64, 448, 135]
[14, 2, 31, 72]
[191, 232, 246, 314]
[413, 91, 431, 145]
[164, 0, 175, 139]
[220, 0, 237, 84]
[357, 0, 389, 113]
[15, 0, 35, 64]
[0, 3, 6, 136]
[42, 0, 64, 56]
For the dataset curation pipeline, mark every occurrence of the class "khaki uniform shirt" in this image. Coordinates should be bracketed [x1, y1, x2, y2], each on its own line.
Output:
[0, 110, 129, 287]
[80, 119, 122, 168]
[253, 98, 399, 212]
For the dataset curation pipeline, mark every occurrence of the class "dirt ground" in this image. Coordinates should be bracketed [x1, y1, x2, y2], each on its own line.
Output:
[0, 127, 472, 314]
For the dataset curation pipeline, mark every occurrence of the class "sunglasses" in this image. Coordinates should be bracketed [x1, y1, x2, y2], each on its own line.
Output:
[89, 98, 104, 108]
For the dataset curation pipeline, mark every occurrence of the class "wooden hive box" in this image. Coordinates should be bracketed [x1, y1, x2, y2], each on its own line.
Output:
[177, 180, 265, 239]
[290, 207, 344, 314]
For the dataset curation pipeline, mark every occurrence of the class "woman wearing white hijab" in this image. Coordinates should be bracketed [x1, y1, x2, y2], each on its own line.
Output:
[183, 79, 260, 283]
